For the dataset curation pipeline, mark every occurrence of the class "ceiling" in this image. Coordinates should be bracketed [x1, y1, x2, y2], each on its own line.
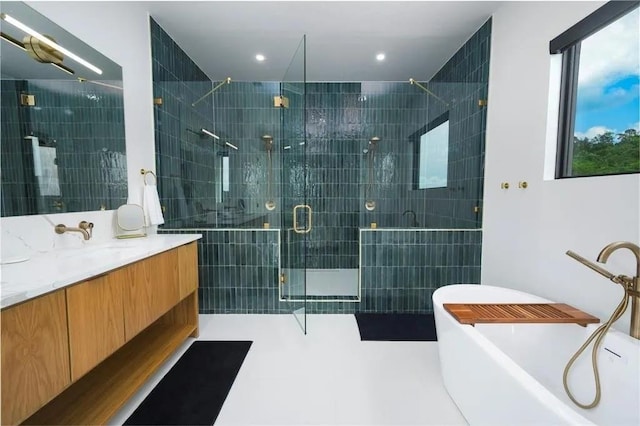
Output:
[145, 1, 501, 82]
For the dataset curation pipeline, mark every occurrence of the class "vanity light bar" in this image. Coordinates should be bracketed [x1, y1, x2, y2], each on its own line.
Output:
[1, 31, 76, 75]
[201, 128, 220, 140]
[0, 13, 103, 75]
[0, 31, 25, 50]
[225, 142, 238, 150]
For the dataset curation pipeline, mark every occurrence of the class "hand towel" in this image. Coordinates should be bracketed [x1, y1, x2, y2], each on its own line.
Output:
[143, 183, 164, 226]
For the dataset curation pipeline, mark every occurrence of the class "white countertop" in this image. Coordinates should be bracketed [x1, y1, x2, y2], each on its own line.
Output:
[0, 234, 201, 310]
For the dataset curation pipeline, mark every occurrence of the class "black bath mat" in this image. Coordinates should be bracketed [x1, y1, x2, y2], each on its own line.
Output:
[124, 340, 252, 425]
[355, 313, 437, 341]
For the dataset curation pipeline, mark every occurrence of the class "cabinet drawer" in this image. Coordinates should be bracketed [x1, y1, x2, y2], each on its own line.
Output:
[1, 291, 71, 425]
[178, 242, 198, 299]
[67, 270, 125, 381]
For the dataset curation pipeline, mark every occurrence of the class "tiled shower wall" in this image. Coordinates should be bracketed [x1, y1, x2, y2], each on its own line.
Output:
[151, 18, 219, 228]
[161, 228, 481, 313]
[0, 79, 126, 216]
[154, 20, 490, 314]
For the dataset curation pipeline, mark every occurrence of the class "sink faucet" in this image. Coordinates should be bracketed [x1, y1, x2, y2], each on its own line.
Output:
[402, 210, 419, 227]
[567, 241, 640, 339]
[55, 221, 94, 240]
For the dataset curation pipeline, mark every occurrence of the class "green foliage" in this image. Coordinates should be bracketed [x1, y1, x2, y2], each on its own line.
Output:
[572, 129, 640, 176]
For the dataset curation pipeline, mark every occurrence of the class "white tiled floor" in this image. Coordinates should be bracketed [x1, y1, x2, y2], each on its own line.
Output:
[110, 315, 467, 426]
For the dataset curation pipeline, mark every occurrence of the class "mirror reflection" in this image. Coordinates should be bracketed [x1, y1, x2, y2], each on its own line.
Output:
[0, 1, 126, 217]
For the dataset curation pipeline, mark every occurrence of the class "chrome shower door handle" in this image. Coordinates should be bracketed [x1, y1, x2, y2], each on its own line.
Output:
[293, 204, 312, 234]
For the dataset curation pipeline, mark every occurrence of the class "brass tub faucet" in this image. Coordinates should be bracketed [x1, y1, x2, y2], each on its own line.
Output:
[55, 221, 94, 240]
[567, 241, 640, 339]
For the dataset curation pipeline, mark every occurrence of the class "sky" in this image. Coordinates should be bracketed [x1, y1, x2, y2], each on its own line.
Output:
[574, 7, 639, 140]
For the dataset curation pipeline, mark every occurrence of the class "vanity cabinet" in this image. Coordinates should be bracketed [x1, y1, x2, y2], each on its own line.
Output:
[1, 240, 199, 425]
[123, 248, 180, 340]
[67, 269, 126, 381]
[178, 241, 198, 298]
[0, 291, 71, 425]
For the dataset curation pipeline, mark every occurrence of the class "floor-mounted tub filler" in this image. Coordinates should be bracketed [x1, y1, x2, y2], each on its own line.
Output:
[433, 284, 640, 426]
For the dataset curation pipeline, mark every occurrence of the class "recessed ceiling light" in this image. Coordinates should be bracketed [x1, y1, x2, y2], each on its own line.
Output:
[255, 54, 266, 62]
[376, 53, 386, 61]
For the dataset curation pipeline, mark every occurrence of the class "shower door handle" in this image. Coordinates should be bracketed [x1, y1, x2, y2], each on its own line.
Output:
[293, 204, 312, 234]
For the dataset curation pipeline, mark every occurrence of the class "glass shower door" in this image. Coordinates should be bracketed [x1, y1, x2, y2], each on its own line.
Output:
[280, 36, 307, 333]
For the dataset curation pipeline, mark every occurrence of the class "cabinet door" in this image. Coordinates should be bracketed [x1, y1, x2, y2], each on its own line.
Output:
[1, 291, 71, 425]
[66, 270, 125, 381]
[178, 242, 198, 299]
[123, 249, 179, 340]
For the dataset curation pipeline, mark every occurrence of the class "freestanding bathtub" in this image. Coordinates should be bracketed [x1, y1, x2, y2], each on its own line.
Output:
[433, 284, 639, 426]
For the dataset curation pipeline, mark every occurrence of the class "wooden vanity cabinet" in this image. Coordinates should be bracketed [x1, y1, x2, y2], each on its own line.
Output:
[123, 248, 180, 341]
[1, 241, 199, 425]
[0, 291, 71, 425]
[66, 269, 126, 381]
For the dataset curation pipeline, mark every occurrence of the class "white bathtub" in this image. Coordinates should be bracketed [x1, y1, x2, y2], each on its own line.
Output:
[433, 284, 640, 426]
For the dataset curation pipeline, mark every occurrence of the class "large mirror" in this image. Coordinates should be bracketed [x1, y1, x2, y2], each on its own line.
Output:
[0, 1, 126, 217]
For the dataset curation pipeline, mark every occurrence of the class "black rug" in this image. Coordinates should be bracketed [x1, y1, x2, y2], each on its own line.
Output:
[355, 313, 438, 341]
[124, 340, 252, 425]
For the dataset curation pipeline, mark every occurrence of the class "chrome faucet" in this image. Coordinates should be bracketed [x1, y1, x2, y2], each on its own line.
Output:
[567, 241, 640, 339]
[55, 221, 94, 240]
[402, 210, 419, 227]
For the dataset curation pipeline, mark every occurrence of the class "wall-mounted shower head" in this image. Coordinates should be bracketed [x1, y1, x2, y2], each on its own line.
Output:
[262, 135, 274, 151]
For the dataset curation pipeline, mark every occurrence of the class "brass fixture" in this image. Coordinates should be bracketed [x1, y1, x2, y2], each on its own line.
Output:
[563, 241, 640, 409]
[597, 241, 640, 338]
[52, 200, 64, 209]
[153, 97, 163, 105]
[191, 77, 231, 107]
[473, 206, 481, 213]
[54, 221, 94, 240]
[409, 78, 449, 106]
[293, 204, 312, 234]
[20, 93, 35, 106]
[263, 223, 270, 229]
[140, 168, 157, 185]
[478, 99, 488, 107]
[518, 181, 528, 189]
[500, 182, 510, 189]
[370, 222, 377, 229]
[77, 77, 122, 91]
[0, 29, 75, 75]
[274, 95, 289, 108]
[263, 135, 276, 211]
[365, 137, 380, 211]
[280, 273, 286, 284]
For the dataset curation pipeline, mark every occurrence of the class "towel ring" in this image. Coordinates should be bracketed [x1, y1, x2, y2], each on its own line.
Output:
[140, 169, 157, 186]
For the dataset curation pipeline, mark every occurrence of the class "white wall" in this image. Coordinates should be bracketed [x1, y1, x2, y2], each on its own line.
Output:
[483, 1, 640, 333]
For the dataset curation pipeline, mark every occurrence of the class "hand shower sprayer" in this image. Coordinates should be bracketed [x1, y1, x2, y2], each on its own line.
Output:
[263, 135, 276, 211]
[365, 137, 380, 211]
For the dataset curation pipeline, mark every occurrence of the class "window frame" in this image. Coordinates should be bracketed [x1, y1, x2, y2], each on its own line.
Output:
[551, 0, 639, 178]
[411, 111, 450, 190]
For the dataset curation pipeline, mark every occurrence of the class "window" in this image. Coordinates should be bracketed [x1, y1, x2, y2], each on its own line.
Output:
[552, 1, 640, 178]
[413, 112, 449, 189]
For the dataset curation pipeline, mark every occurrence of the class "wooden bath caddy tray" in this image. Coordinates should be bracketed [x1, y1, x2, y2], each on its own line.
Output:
[443, 303, 600, 327]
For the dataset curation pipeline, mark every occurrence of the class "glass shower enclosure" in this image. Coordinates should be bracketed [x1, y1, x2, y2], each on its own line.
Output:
[280, 36, 307, 333]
